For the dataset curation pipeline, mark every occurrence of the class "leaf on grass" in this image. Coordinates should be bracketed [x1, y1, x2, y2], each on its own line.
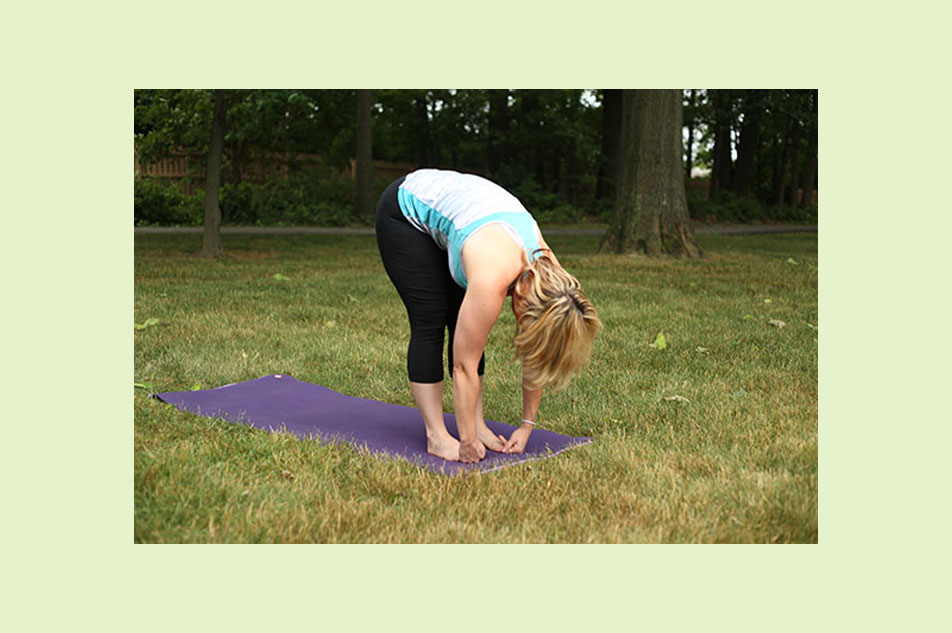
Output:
[134, 382, 154, 391]
[763, 299, 773, 304]
[134, 317, 160, 331]
[241, 350, 249, 360]
[347, 293, 360, 303]
[273, 273, 291, 281]
[281, 469, 296, 480]
[805, 323, 818, 331]
[190, 383, 202, 391]
[324, 320, 336, 328]
[663, 395, 690, 403]
[743, 314, 755, 320]
[650, 332, 667, 350]
[768, 319, 786, 329]
[786, 258, 799, 265]
[696, 346, 711, 354]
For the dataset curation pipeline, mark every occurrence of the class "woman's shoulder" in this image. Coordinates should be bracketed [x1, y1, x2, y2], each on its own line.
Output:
[461, 224, 525, 288]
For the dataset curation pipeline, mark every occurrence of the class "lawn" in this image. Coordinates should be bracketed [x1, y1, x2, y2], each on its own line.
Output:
[134, 230, 817, 543]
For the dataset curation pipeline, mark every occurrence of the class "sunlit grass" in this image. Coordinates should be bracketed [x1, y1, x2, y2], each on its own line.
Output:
[134, 231, 817, 543]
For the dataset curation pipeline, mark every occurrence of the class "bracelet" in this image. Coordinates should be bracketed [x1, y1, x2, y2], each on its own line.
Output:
[521, 418, 536, 426]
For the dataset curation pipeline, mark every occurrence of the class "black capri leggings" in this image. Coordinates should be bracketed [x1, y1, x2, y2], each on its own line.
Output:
[375, 176, 486, 384]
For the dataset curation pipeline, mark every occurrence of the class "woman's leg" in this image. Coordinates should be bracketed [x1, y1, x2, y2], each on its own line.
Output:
[408, 382, 458, 459]
[375, 178, 460, 460]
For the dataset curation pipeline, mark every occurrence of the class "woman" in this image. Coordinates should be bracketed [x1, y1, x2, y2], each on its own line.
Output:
[375, 168, 601, 463]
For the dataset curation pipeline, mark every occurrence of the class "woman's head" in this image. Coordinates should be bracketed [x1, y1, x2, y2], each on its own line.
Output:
[511, 250, 602, 391]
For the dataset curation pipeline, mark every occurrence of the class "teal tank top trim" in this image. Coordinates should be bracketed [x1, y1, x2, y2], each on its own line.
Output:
[396, 188, 543, 288]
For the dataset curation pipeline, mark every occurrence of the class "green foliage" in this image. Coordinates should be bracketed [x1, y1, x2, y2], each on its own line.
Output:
[134, 89, 818, 229]
[134, 177, 202, 226]
[687, 189, 817, 224]
[685, 89, 818, 209]
[136, 89, 608, 226]
[507, 177, 565, 212]
[135, 89, 212, 164]
[220, 169, 361, 226]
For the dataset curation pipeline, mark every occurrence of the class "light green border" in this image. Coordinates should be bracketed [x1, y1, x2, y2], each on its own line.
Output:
[7, 0, 947, 629]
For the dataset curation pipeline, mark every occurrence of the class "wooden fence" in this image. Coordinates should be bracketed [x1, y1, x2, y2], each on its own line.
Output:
[135, 149, 418, 195]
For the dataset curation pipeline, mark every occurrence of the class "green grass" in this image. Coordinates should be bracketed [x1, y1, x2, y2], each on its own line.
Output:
[135, 231, 817, 543]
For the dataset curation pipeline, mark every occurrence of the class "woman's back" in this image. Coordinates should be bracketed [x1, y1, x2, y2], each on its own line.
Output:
[397, 169, 543, 288]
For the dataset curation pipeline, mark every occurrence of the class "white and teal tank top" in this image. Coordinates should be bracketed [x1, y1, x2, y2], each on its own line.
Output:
[396, 168, 543, 288]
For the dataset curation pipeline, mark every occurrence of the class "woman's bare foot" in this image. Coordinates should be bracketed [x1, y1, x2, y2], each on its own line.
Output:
[476, 422, 507, 452]
[427, 433, 461, 461]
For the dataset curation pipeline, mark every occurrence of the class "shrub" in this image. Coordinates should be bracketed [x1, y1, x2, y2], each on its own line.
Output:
[219, 169, 357, 226]
[533, 203, 582, 225]
[686, 189, 818, 224]
[767, 203, 818, 224]
[134, 177, 202, 226]
[509, 178, 564, 214]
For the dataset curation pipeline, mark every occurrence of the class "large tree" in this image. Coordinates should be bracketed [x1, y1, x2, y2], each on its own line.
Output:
[201, 89, 226, 257]
[709, 89, 734, 197]
[595, 89, 623, 204]
[599, 90, 701, 258]
[732, 90, 763, 198]
[355, 89, 374, 222]
[487, 89, 510, 176]
[683, 89, 698, 181]
[800, 90, 818, 207]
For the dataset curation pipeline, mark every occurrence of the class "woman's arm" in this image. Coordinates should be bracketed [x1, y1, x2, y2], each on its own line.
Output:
[502, 378, 542, 453]
[452, 281, 506, 462]
[522, 381, 542, 422]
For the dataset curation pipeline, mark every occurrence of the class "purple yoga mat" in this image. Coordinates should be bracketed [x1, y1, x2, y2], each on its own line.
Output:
[153, 374, 591, 474]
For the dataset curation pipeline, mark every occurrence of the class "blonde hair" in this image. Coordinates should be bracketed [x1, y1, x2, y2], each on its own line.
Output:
[512, 250, 602, 391]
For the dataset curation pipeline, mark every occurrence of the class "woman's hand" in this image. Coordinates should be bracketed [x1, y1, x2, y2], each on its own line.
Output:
[502, 425, 533, 453]
[459, 440, 487, 463]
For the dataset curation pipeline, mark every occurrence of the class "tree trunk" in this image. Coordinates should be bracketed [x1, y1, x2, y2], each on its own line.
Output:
[221, 137, 245, 224]
[684, 89, 696, 181]
[772, 119, 792, 206]
[599, 90, 702, 258]
[786, 121, 801, 205]
[561, 92, 579, 206]
[566, 135, 579, 206]
[413, 92, 431, 166]
[355, 89, 374, 222]
[487, 89, 509, 176]
[595, 89, 623, 203]
[800, 149, 817, 207]
[732, 90, 762, 198]
[710, 89, 733, 197]
[800, 90, 818, 208]
[201, 89, 226, 257]
[521, 90, 546, 188]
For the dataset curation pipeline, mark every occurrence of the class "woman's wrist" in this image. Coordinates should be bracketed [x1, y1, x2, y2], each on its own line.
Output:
[520, 418, 536, 428]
